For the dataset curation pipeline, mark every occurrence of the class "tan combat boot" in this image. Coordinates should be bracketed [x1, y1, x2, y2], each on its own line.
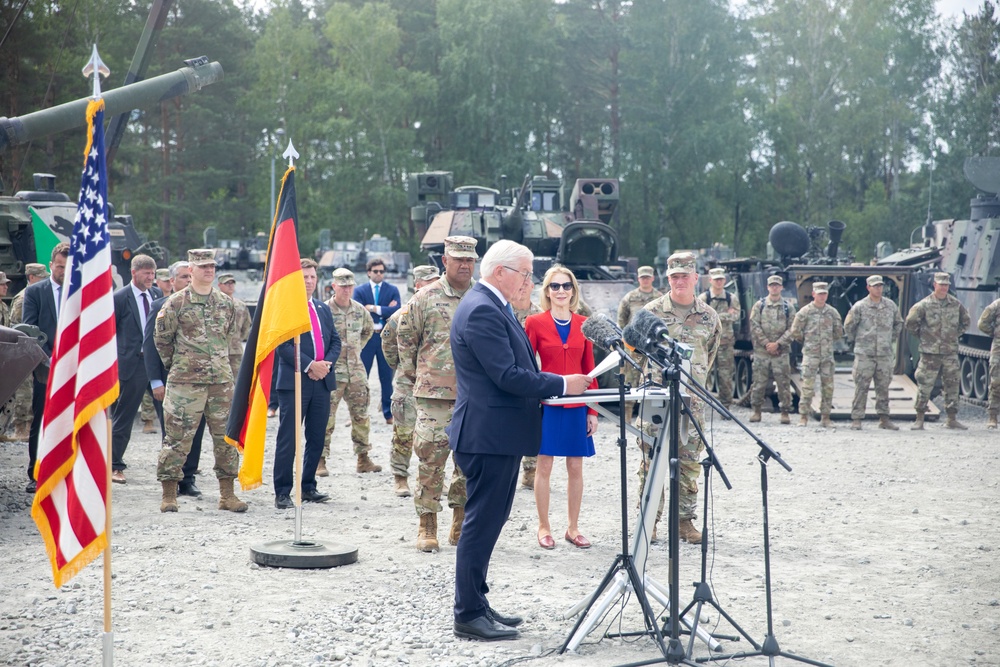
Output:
[946, 412, 968, 430]
[357, 453, 382, 473]
[780, 412, 790, 425]
[988, 411, 998, 429]
[316, 457, 329, 477]
[394, 475, 412, 497]
[678, 519, 703, 544]
[160, 481, 179, 513]
[798, 414, 809, 427]
[218, 478, 248, 512]
[520, 467, 536, 489]
[142, 419, 156, 434]
[13, 421, 29, 442]
[850, 419, 862, 430]
[911, 411, 925, 430]
[416, 513, 439, 552]
[879, 416, 898, 430]
[820, 414, 832, 428]
[749, 409, 762, 423]
[449, 507, 465, 546]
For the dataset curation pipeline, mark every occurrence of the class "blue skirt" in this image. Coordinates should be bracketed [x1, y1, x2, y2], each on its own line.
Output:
[539, 405, 595, 458]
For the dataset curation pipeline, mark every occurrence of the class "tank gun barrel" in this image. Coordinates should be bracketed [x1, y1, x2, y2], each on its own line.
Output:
[0, 60, 224, 153]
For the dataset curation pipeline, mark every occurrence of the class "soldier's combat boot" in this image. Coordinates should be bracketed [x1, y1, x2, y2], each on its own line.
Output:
[911, 411, 925, 430]
[520, 467, 535, 489]
[946, 412, 968, 430]
[416, 513, 439, 552]
[449, 507, 465, 546]
[851, 419, 862, 430]
[142, 419, 156, 434]
[13, 421, 29, 441]
[160, 481, 179, 513]
[316, 457, 329, 477]
[780, 412, 790, 425]
[988, 411, 998, 429]
[393, 475, 412, 497]
[879, 416, 898, 431]
[798, 414, 809, 427]
[678, 519, 703, 544]
[356, 453, 382, 473]
[218, 478, 248, 512]
[820, 414, 832, 428]
[749, 409, 762, 423]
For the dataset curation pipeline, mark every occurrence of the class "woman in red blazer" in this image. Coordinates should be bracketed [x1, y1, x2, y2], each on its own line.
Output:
[524, 267, 599, 550]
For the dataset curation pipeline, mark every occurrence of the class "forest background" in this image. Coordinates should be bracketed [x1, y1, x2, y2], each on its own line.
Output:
[2, 0, 999, 266]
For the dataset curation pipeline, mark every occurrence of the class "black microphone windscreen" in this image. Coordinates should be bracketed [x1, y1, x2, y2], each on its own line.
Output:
[622, 309, 662, 349]
[581, 314, 621, 351]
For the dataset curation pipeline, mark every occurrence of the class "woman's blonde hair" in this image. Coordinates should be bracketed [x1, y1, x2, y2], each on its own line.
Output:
[539, 265, 580, 312]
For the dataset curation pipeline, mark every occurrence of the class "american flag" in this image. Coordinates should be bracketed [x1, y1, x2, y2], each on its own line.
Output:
[31, 99, 120, 588]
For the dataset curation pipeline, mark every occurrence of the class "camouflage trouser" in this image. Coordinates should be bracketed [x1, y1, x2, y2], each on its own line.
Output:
[635, 395, 704, 522]
[712, 342, 736, 406]
[522, 456, 536, 474]
[139, 392, 156, 422]
[750, 353, 792, 412]
[851, 354, 893, 419]
[914, 353, 960, 413]
[389, 392, 416, 478]
[156, 382, 238, 482]
[990, 355, 1000, 414]
[323, 373, 371, 458]
[799, 355, 835, 415]
[12, 375, 32, 428]
[413, 397, 465, 516]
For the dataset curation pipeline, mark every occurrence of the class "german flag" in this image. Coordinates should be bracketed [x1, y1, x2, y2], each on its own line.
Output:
[226, 166, 311, 490]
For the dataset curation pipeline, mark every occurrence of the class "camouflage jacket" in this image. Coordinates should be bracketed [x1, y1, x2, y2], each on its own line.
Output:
[326, 298, 373, 383]
[977, 298, 1000, 356]
[749, 296, 794, 351]
[844, 296, 903, 358]
[782, 303, 844, 360]
[514, 301, 542, 327]
[382, 309, 413, 395]
[698, 289, 741, 346]
[617, 287, 662, 329]
[905, 293, 969, 356]
[640, 293, 721, 385]
[396, 276, 474, 401]
[154, 287, 243, 384]
[229, 296, 252, 341]
[0, 300, 8, 328]
[10, 290, 25, 324]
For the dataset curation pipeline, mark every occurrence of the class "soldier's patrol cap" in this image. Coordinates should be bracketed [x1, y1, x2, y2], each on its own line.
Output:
[708, 268, 726, 280]
[637, 265, 655, 278]
[767, 275, 783, 286]
[187, 249, 217, 266]
[25, 263, 48, 278]
[812, 282, 829, 294]
[443, 235, 479, 259]
[332, 268, 356, 286]
[933, 272, 951, 285]
[155, 268, 170, 281]
[412, 265, 440, 283]
[866, 275, 884, 286]
[0, 271, 10, 285]
[217, 273, 236, 285]
[666, 252, 697, 276]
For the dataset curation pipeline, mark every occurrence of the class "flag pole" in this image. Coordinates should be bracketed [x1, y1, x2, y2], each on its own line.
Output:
[293, 335, 304, 542]
[103, 418, 113, 667]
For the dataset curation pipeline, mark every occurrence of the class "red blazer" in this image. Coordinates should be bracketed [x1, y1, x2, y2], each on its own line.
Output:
[524, 311, 598, 413]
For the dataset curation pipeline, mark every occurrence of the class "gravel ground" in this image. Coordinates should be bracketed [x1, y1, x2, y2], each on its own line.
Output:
[1, 382, 998, 667]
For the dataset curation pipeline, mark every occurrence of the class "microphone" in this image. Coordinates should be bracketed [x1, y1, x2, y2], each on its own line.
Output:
[581, 313, 625, 353]
[622, 309, 693, 362]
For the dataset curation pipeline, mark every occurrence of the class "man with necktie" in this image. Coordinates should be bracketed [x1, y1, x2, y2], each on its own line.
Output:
[273, 258, 342, 509]
[355, 258, 401, 423]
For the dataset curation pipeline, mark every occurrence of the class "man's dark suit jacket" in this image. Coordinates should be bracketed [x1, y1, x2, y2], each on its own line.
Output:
[113, 285, 150, 382]
[22, 279, 59, 356]
[275, 298, 342, 390]
[143, 296, 169, 386]
[352, 280, 401, 330]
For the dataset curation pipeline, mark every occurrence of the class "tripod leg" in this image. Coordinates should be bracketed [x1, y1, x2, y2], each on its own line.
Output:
[563, 571, 631, 653]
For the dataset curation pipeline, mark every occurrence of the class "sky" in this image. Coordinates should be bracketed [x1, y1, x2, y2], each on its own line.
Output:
[938, 0, 987, 20]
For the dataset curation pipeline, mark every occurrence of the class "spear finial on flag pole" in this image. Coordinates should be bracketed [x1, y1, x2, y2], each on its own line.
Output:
[283, 138, 299, 167]
[82, 44, 110, 100]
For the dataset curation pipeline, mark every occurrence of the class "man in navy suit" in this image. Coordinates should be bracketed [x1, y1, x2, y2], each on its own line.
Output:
[354, 258, 400, 423]
[108, 254, 158, 484]
[273, 258, 342, 509]
[21, 242, 70, 494]
[448, 240, 591, 641]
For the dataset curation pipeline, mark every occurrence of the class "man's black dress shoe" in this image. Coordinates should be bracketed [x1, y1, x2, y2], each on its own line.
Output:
[486, 606, 523, 627]
[454, 615, 519, 641]
[301, 489, 330, 503]
[25, 479, 36, 494]
[275, 494, 294, 509]
[178, 480, 202, 498]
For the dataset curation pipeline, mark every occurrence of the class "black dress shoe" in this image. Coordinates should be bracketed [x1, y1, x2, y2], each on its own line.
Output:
[301, 489, 330, 503]
[274, 494, 294, 509]
[178, 480, 202, 498]
[454, 615, 519, 641]
[25, 479, 36, 494]
[486, 606, 523, 627]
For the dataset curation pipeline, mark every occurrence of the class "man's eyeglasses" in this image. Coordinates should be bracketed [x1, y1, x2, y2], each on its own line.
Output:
[548, 282, 573, 291]
[503, 266, 533, 282]
[370, 269, 385, 274]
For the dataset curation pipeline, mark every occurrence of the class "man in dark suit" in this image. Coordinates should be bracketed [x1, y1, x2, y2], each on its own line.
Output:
[447, 240, 591, 641]
[354, 258, 400, 423]
[273, 258, 342, 509]
[21, 242, 70, 493]
[144, 260, 205, 498]
[108, 254, 157, 484]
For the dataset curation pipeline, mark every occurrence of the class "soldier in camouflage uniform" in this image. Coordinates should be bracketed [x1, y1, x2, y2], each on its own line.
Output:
[513, 293, 543, 489]
[6, 263, 48, 442]
[748, 275, 794, 423]
[396, 236, 477, 552]
[321, 268, 379, 475]
[140, 268, 174, 433]
[0, 271, 10, 326]
[381, 264, 439, 498]
[977, 296, 1000, 428]
[699, 267, 741, 408]
[154, 249, 247, 513]
[906, 272, 971, 430]
[617, 265, 663, 415]
[844, 275, 903, 430]
[781, 282, 844, 427]
[217, 273, 252, 341]
[635, 252, 720, 544]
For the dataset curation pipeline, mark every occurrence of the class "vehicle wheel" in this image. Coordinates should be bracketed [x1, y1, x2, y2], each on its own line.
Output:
[973, 357, 989, 401]
[735, 357, 752, 402]
[959, 355, 975, 397]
